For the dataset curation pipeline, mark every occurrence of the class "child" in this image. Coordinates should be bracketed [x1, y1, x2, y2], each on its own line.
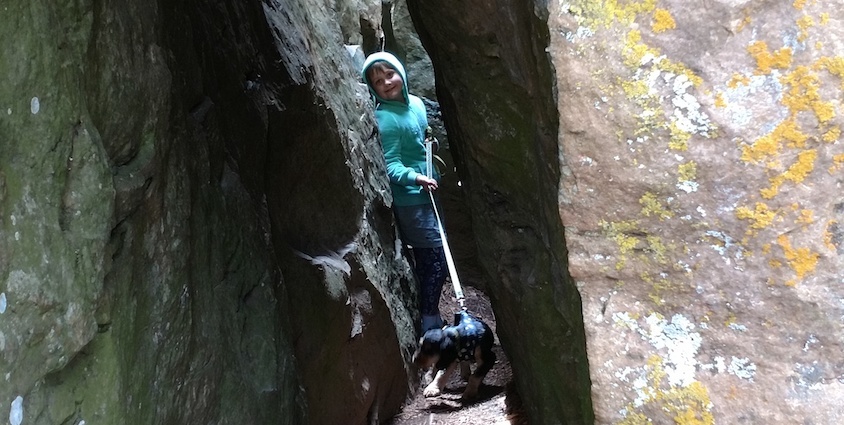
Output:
[361, 52, 446, 332]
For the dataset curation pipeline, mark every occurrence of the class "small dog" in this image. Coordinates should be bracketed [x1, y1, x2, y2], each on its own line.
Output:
[412, 310, 496, 400]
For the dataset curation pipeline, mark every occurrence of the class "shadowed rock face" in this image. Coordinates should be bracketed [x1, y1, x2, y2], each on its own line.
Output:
[1, 1, 416, 424]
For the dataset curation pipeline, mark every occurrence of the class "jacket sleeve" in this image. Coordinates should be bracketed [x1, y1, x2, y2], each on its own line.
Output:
[377, 113, 419, 186]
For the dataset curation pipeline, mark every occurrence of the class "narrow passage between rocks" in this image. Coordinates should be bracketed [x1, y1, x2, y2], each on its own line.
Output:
[387, 282, 527, 425]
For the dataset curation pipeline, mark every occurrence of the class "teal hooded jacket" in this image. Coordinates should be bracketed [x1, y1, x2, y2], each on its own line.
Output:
[362, 52, 436, 207]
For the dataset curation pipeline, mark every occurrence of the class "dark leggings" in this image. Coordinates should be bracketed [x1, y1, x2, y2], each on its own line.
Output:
[413, 247, 447, 316]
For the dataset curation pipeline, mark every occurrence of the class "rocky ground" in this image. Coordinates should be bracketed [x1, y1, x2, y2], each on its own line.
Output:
[386, 283, 528, 425]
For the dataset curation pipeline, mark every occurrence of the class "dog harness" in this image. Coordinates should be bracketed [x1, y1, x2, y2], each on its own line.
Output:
[453, 311, 485, 361]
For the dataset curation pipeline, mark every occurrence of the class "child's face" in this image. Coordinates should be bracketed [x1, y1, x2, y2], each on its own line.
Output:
[367, 64, 404, 102]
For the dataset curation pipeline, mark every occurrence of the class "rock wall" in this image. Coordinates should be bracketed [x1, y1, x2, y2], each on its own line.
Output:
[0, 0, 416, 424]
[551, 0, 844, 423]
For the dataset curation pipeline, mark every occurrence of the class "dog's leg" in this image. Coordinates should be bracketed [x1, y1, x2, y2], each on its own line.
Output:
[462, 348, 497, 401]
[459, 361, 471, 380]
[423, 362, 457, 397]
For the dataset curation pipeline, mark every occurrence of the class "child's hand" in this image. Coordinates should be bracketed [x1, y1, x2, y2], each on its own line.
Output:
[415, 175, 439, 192]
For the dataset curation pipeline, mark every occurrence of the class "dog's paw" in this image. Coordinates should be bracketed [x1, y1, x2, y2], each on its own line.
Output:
[461, 376, 481, 401]
[423, 383, 442, 397]
[460, 387, 478, 401]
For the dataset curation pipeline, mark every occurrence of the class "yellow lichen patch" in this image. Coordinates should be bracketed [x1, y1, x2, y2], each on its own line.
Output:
[640, 192, 674, 220]
[669, 122, 692, 151]
[762, 149, 817, 199]
[620, 357, 715, 425]
[793, 0, 807, 9]
[741, 119, 808, 163]
[601, 220, 642, 270]
[571, 0, 658, 29]
[824, 220, 838, 251]
[817, 56, 844, 81]
[777, 234, 820, 286]
[831, 154, 844, 173]
[781, 65, 835, 124]
[646, 235, 669, 264]
[769, 258, 783, 268]
[747, 41, 793, 74]
[678, 161, 698, 183]
[797, 15, 815, 42]
[820, 13, 830, 25]
[822, 127, 840, 143]
[621, 78, 652, 100]
[736, 203, 777, 230]
[714, 92, 726, 108]
[623, 29, 659, 68]
[797, 209, 814, 225]
[728, 73, 750, 88]
[652, 8, 676, 33]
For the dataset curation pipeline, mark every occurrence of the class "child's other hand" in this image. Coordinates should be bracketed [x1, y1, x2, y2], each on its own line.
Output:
[415, 175, 438, 192]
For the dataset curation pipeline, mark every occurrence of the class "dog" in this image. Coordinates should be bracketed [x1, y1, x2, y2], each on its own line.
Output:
[412, 310, 496, 401]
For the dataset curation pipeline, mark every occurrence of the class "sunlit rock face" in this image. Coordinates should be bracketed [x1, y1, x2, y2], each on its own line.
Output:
[551, 1, 844, 423]
[0, 1, 415, 424]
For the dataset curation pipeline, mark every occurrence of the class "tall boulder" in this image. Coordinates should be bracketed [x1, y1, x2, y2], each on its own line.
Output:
[0, 0, 416, 424]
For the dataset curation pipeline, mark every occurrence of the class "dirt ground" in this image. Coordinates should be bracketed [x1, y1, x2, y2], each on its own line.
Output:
[386, 283, 528, 425]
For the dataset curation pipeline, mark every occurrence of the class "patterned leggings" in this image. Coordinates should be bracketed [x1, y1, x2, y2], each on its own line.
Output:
[413, 247, 447, 316]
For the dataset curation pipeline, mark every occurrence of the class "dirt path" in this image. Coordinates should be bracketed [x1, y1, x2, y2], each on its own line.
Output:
[386, 284, 527, 425]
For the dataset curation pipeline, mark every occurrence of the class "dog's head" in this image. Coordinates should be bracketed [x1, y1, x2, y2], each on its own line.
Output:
[412, 328, 457, 368]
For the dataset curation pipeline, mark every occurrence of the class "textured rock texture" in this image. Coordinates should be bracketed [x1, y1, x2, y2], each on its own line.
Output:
[0, 0, 416, 424]
[551, 0, 844, 423]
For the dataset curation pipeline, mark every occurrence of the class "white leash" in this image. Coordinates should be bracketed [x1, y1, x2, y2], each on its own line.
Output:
[425, 137, 465, 309]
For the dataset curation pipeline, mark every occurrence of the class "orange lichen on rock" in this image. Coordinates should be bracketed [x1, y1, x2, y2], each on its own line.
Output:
[747, 41, 793, 74]
[782, 65, 838, 124]
[793, 0, 808, 9]
[741, 119, 808, 163]
[777, 234, 820, 286]
[728, 73, 750, 88]
[762, 149, 817, 199]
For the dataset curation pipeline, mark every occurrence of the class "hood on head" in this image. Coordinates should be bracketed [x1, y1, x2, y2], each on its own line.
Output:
[361, 51, 409, 105]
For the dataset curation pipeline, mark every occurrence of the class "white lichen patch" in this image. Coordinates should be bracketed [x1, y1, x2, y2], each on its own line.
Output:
[30, 97, 39, 115]
[721, 73, 787, 128]
[0, 293, 6, 313]
[671, 77, 712, 136]
[615, 311, 760, 401]
[643, 314, 702, 387]
[728, 356, 757, 380]
[677, 180, 699, 193]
